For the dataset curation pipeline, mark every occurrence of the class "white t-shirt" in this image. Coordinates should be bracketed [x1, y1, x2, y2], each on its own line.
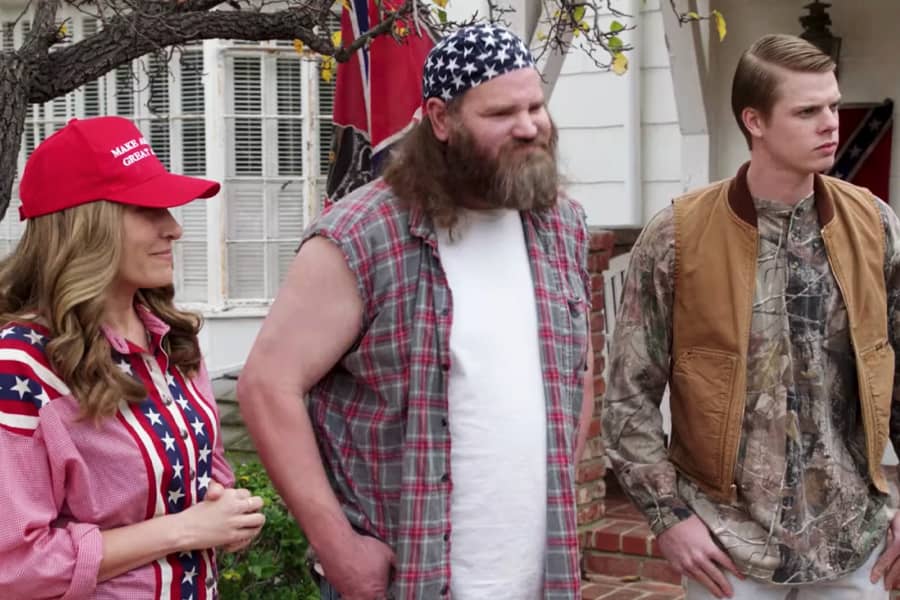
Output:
[437, 209, 548, 599]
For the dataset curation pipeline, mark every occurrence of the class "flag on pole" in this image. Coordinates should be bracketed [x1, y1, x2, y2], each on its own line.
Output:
[325, 0, 435, 202]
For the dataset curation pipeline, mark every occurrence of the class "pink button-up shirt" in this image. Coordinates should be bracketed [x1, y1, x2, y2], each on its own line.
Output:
[0, 305, 233, 599]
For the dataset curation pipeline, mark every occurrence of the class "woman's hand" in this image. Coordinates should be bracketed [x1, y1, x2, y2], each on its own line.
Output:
[175, 481, 266, 552]
[203, 481, 266, 552]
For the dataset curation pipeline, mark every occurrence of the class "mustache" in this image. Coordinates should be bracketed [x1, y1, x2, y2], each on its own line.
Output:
[501, 135, 554, 154]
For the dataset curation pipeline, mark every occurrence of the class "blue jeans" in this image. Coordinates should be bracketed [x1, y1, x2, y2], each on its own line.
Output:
[319, 579, 341, 600]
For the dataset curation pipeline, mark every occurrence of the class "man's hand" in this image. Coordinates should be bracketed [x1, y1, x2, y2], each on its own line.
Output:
[871, 511, 900, 589]
[657, 515, 741, 599]
[319, 531, 395, 600]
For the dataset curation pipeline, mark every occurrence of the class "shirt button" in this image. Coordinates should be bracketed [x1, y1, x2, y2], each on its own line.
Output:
[441, 307, 449, 316]
[441, 362, 450, 372]
[190, 468, 196, 479]
[441, 417, 448, 427]
[441, 584, 449, 595]
[180, 429, 189, 440]
[440, 473, 450, 483]
[205, 576, 215, 587]
[443, 532, 450, 541]
[163, 397, 173, 406]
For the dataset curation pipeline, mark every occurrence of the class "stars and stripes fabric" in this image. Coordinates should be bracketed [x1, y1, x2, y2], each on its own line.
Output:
[0, 322, 68, 436]
[829, 99, 894, 203]
[421, 23, 536, 103]
[0, 306, 233, 599]
[324, 0, 434, 202]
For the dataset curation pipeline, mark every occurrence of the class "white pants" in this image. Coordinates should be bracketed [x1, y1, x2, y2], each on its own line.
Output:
[686, 545, 888, 600]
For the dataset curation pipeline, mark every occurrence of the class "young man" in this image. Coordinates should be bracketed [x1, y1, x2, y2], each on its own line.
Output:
[603, 33, 900, 599]
[238, 24, 593, 600]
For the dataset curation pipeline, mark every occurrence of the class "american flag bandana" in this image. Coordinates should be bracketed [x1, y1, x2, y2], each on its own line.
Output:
[421, 23, 536, 103]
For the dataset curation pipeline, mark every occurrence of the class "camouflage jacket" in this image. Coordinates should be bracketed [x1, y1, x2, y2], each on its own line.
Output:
[603, 193, 900, 583]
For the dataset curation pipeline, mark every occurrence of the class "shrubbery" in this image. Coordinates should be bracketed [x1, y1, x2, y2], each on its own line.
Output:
[218, 460, 319, 600]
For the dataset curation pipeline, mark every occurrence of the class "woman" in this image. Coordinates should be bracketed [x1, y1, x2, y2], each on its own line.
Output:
[0, 116, 265, 599]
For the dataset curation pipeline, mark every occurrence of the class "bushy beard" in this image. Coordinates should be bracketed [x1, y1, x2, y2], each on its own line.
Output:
[444, 121, 559, 211]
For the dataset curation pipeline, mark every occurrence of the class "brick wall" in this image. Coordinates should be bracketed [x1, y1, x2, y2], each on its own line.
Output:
[577, 228, 616, 559]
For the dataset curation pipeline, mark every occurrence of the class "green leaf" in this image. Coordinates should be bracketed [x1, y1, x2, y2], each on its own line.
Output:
[685, 11, 700, 20]
[608, 36, 623, 51]
[572, 5, 586, 23]
[610, 20, 624, 32]
[438, 8, 447, 22]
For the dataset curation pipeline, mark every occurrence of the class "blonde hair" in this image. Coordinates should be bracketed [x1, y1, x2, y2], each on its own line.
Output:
[732, 33, 835, 148]
[0, 200, 202, 420]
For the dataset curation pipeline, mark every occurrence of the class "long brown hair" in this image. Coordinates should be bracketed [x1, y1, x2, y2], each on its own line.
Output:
[0, 200, 202, 420]
[383, 114, 465, 230]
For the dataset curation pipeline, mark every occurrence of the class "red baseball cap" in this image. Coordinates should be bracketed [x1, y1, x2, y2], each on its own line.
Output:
[19, 116, 220, 220]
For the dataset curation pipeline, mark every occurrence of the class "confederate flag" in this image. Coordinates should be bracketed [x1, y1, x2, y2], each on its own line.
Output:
[829, 98, 894, 203]
[325, 0, 435, 202]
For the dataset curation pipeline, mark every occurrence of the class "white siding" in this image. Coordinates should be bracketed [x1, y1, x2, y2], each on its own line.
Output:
[550, 0, 682, 227]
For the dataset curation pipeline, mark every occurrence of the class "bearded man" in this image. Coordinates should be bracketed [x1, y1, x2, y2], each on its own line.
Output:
[238, 23, 594, 600]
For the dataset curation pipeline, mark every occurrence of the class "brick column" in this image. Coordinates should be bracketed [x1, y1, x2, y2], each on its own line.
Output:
[577, 228, 615, 559]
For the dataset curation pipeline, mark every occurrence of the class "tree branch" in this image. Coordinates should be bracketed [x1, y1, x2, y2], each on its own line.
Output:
[174, 0, 228, 12]
[28, 8, 333, 104]
[20, 0, 61, 57]
[12, 0, 36, 29]
[332, 0, 414, 62]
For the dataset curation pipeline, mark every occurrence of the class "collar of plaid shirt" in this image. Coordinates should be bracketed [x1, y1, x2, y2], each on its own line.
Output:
[303, 179, 590, 600]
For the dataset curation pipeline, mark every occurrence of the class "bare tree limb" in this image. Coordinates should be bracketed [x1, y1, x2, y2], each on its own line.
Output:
[28, 7, 331, 104]
[333, 0, 414, 62]
[20, 0, 62, 57]
[175, 0, 228, 12]
[12, 0, 36, 29]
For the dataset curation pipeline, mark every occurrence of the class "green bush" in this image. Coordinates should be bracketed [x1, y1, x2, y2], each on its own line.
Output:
[218, 460, 319, 600]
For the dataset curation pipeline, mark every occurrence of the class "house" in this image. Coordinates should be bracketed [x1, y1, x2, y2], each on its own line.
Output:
[0, 1, 339, 377]
[0, 0, 686, 377]
[5, 0, 897, 592]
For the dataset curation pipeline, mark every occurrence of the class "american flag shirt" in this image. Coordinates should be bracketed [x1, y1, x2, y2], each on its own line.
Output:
[302, 179, 591, 599]
[0, 304, 233, 599]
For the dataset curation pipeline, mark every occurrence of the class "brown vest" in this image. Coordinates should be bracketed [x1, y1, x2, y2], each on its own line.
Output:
[670, 162, 894, 502]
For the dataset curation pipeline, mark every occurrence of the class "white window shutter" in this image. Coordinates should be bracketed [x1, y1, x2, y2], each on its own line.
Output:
[80, 19, 103, 117]
[273, 182, 304, 293]
[226, 182, 266, 299]
[223, 46, 327, 301]
[276, 58, 303, 176]
[1, 22, 13, 51]
[173, 46, 208, 302]
[175, 201, 208, 302]
[180, 49, 206, 175]
[225, 53, 266, 300]
[228, 56, 263, 177]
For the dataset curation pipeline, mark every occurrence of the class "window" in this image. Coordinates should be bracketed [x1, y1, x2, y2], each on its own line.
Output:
[0, 15, 209, 301]
[1, 6, 337, 307]
[224, 49, 334, 301]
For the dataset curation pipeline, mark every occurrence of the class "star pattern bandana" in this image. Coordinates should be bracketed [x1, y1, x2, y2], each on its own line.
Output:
[422, 23, 537, 103]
